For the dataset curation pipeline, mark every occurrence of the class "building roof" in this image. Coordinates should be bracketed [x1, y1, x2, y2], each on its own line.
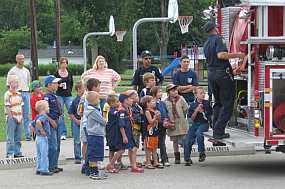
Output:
[18, 46, 83, 58]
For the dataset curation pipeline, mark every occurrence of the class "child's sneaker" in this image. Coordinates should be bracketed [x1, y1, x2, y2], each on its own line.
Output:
[185, 159, 193, 166]
[40, 171, 53, 176]
[163, 161, 171, 167]
[198, 153, 206, 162]
[89, 173, 107, 180]
[116, 162, 128, 170]
[98, 170, 108, 178]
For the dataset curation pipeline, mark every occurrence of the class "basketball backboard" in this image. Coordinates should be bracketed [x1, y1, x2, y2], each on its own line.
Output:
[168, 0, 179, 23]
[109, 15, 115, 36]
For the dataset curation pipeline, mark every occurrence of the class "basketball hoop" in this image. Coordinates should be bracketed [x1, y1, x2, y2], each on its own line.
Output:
[178, 16, 193, 34]
[115, 31, 126, 42]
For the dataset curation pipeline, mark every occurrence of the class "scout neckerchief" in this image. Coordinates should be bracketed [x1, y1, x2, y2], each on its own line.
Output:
[168, 95, 180, 119]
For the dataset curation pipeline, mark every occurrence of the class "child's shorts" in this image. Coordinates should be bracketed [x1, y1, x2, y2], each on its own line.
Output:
[109, 146, 119, 152]
[144, 136, 158, 151]
[87, 135, 104, 162]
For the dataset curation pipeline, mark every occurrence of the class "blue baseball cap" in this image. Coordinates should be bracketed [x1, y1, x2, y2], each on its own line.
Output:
[119, 91, 130, 103]
[44, 75, 61, 87]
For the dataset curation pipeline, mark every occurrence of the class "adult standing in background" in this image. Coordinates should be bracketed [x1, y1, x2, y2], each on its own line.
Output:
[203, 21, 244, 139]
[81, 55, 121, 110]
[7, 53, 31, 141]
[54, 57, 74, 140]
[132, 50, 164, 94]
[172, 55, 198, 105]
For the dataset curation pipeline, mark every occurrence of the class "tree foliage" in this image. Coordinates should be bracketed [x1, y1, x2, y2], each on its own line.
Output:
[0, 0, 213, 68]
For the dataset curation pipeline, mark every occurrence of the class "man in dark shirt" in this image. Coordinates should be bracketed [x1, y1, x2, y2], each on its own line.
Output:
[203, 21, 244, 139]
[132, 50, 164, 94]
[172, 55, 198, 105]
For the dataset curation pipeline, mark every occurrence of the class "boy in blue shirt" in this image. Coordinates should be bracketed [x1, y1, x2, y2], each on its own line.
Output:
[85, 91, 107, 180]
[172, 55, 198, 104]
[34, 100, 53, 176]
[68, 81, 84, 164]
[140, 72, 156, 98]
[184, 87, 212, 166]
[44, 75, 62, 173]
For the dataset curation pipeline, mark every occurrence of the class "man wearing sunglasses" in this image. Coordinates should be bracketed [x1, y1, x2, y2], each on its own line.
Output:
[132, 50, 164, 94]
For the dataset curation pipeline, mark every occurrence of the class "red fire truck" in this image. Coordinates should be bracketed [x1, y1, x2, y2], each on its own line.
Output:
[204, 0, 285, 153]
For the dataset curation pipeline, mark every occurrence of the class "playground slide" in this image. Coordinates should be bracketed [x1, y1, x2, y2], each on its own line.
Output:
[161, 58, 180, 76]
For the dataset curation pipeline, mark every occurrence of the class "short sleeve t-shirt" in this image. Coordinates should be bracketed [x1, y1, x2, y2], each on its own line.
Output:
[203, 34, 231, 69]
[35, 114, 51, 136]
[4, 90, 23, 123]
[132, 66, 163, 94]
[44, 91, 62, 120]
[188, 99, 212, 124]
[68, 95, 81, 120]
[30, 92, 44, 120]
[172, 69, 198, 103]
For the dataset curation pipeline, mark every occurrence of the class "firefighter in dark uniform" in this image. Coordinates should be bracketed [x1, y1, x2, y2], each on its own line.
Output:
[132, 50, 164, 94]
[203, 21, 245, 139]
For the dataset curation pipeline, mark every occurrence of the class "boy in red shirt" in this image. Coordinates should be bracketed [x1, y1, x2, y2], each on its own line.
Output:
[29, 80, 44, 139]
[30, 80, 44, 120]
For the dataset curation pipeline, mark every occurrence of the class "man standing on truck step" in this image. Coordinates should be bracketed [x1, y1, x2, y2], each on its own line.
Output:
[203, 21, 245, 139]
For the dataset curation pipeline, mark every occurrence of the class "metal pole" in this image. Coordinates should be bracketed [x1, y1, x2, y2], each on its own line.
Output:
[247, 20, 252, 129]
[83, 32, 111, 72]
[247, 21, 251, 108]
[132, 17, 173, 71]
[30, 0, 39, 80]
[55, 0, 61, 63]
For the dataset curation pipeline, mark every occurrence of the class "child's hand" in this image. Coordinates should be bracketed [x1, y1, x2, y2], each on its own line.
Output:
[75, 119, 81, 126]
[123, 136, 128, 144]
[40, 130, 46, 136]
[196, 104, 204, 113]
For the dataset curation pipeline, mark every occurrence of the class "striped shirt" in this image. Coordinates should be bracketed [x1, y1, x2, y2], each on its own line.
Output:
[4, 90, 24, 123]
[81, 68, 121, 99]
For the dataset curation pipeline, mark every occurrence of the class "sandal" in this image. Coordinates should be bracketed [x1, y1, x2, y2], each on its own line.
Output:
[105, 164, 119, 173]
[145, 164, 155, 169]
[131, 167, 144, 173]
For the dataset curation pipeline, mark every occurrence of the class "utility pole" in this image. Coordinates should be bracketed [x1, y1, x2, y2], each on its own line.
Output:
[55, 0, 61, 63]
[30, 0, 39, 80]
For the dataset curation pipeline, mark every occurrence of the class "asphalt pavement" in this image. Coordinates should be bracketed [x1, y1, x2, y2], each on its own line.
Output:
[0, 153, 285, 189]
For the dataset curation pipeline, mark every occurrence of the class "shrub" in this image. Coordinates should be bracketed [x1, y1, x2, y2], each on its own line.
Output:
[0, 63, 91, 77]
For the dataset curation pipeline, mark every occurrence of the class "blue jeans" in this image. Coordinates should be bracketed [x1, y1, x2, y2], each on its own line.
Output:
[183, 122, 209, 161]
[6, 117, 22, 157]
[36, 136, 49, 172]
[72, 121, 81, 160]
[48, 127, 57, 170]
[21, 92, 30, 139]
[58, 96, 73, 136]
[55, 120, 61, 167]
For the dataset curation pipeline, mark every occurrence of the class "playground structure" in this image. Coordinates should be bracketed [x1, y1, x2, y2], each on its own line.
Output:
[83, 16, 126, 71]
[132, 0, 194, 71]
[203, 0, 285, 153]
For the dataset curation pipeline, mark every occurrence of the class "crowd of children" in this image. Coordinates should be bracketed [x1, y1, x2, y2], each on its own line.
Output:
[4, 57, 212, 180]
